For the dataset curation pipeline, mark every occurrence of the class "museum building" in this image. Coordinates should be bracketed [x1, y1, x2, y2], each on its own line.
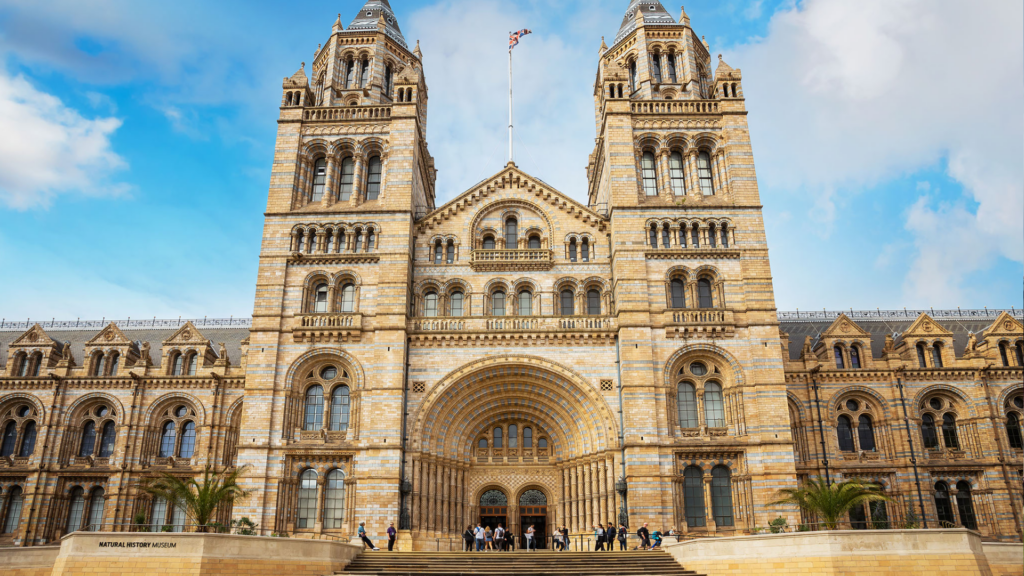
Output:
[0, 0, 1020, 549]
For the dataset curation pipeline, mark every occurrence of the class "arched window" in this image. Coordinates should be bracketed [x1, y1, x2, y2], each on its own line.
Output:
[704, 382, 725, 427]
[159, 422, 176, 457]
[324, 469, 346, 529]
[492, 291, 506, 316]
[850, 346, 861, 369]
[313, 283, 329, 313]
[649, 225, 658, 248]
[93, 353, 105, 376]
[691, 226, 700, 248]
[719, 224, 729, 248]
[295, 230, 306, 253]
[933, 482, 955, 526]
[339, 283, 356, 313]
[450, 291, 464, 317]
[710, 466, 734, 526]
[677, 382, 698, 428]
[834, 346, 845, 369]
[858, 415, 876, 451]
[79, 421, 97, 457]
[338, 157, 355, 201]
[931, 344, 943, 368]
[177, 421, 196, 458]
[478, 438, 488, 448]
[956, 481, 977, 530]
[538, 437, 547, 448]
[697, 278, 713, 308]
[587, 289, 601, 315]
[433, 241, 443, 264]
[446, 241, 455, 263]
[1016, 342, 1024, 366]
[941, 413, 959, 449]
[662, 227, 671, 249]
[518, 291, 533, 316]
[424, 292, 438, 317]
[359, 58, 369, 88]
[181, 353, 196, 376]
[493, 427, 503, 449]
[18, 421, 36, 457]
[345, 59, 355, 88]
[560, 289, 575, 316]
[297, 469, 318, 528]
[354, 229, 363, 251]
[669, 152, 685, 195]
[0, 421, 16, 457]
[670, 279, 686, 308]
[483, 235, 496, 250]
[304, 385, 325, 431]
[66, 487, 85, 533]
[683, 466, 706, 527]
[528, 235, 541, 249]
[311, 158, 327, 203]
[641, 151, 658, 196]
[108, 352, 119, 376]
[916, 343, 927, 368]
[325, 228, 336, 253]
[1006, 412, 1023, 450]
[836, 415, 855, 452]
[330, 386, 350, 431]
[98, 421, 116, 458]
[921, 413, 938, 449]
[523, 427, 533, 448]
[651, 53, 662, 83]
[999, 342, 1010, 366]
[384, 64, 393, 97]
[505, 218, 518, 249]
[697, 151, 714, 195]
[3, 486, 23, 534]
[581, 238, 590, 261]
[364, 155, 382, 200]
[86, 488, 104, 531]
[708, 224, 717, 248]
[508, 424, 518, 448]
[629, 60, 637, 92]
[150, 496, 168, 531]
[569, 239, 578, 262]
[16, 354, 28, 377]
[29, 353, 42, 377]
[667, 54, 678, 83]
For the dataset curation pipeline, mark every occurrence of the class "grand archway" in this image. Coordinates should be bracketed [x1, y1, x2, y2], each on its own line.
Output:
[406, 356, 621, 545]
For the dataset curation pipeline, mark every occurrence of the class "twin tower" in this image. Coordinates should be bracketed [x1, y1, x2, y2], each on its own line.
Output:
[246, 0, 783, 545]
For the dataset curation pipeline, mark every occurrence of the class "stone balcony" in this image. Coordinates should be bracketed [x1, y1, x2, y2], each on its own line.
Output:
[293, 313, 363, 343]
[661, 309, 735, 338]
[410, 315, 616, 334]
[475, 447, 550, 464]
[302, 105, 392, 122]
[469, 248, 554, 271]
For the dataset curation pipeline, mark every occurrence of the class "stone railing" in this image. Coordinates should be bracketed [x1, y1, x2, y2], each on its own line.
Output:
[293, 313, 362, 343]
[662, 308, 735, 338]
[630, 100, 719, 114]
[776, 308, 1023, 321]
[469, 249, 554, 271]
[303, 106, 391, 121]
[476, 447, 550, 464]
[410, 316, 616, 333]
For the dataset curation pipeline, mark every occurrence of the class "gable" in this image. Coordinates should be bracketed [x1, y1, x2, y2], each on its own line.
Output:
[981, 311, 1023, 338]
[85, 322, 133, 346]
[162, 321, 210, 347]
[900, 313, 953, 339]
[9, 324, 57, 348]
[820, 314, 871, 339]
[415, 163, 608, 238]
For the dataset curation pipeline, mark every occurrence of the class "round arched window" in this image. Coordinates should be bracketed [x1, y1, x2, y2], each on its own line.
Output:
[689, 362, 707, 376]
[96, 406, 109, 417]
[321, 366, 338, 380]
[929, 398, 943, 411]
[174, 406, 188, 418]
[846, 399, 859, 411]
[16, 406, 30, 418]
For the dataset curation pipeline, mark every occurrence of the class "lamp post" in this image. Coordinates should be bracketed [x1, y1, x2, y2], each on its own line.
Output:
[810, 366, 831, 485]
[615, 477, 629, 528]
[895, 369, 928, 528]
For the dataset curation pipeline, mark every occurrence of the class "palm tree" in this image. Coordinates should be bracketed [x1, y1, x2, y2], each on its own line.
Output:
[141, 465, 249, 532]
[770, 477, 891, 530]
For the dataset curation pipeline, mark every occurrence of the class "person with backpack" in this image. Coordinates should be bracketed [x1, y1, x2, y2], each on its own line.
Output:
[494, 524, 505, 551]
[617, 524, 627, 550]
[635, 523, 650, 550]
[463, 525, 475, 552]
[650, 529, 663, 550]
[474, 523, 486, 551]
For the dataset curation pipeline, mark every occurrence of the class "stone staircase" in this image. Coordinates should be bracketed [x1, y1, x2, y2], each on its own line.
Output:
[334, 550, 704, 576]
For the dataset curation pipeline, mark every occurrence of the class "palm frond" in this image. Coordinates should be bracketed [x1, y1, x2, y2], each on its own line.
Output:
[770, 477, 891, 529]
[141, 465, 249, 531]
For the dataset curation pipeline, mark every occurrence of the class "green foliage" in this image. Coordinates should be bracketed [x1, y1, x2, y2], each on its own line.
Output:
[797, 523, 811, 532]
[769, 517, 788, 533]
[232, 517, 259, 536]
[770, 477, 891, 530]
[132, 511, 150, 532]
[161, 525, 173, 532]
[902, 504, 920, 529]
[140, 465, 250, 532]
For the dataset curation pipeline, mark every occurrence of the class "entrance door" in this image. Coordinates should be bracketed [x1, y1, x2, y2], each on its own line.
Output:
[479, 489, 510, 548]
[520, 507, 547, 549]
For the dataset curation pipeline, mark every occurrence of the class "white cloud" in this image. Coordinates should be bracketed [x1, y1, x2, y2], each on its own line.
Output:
[729, 0, 1023, 305]
[0, 70, 128, 209]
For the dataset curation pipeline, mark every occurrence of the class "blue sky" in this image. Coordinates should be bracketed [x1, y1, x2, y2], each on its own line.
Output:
[0, 0, 1020, 321]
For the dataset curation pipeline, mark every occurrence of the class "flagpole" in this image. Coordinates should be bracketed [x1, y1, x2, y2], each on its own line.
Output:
[508, 43, 514, 164]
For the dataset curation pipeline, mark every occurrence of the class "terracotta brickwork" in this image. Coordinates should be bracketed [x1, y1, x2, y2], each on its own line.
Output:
[0, 0, 1020, 555]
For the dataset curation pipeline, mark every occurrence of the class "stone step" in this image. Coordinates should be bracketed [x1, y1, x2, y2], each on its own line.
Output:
[335, 550, 703, 576]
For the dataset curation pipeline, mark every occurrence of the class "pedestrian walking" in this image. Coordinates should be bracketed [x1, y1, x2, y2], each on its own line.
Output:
[650, 529, 663, 550]
[494, 524, 505, 551]
[463, 525, 474, 552]
[560, 525, 570, 552]
[485, 526, 494, 551]
[358, 522, 379, 551]
[526, 525, 536, 551]
[617, 524, 627, 550]
[635, 523, 650, 550]
[594, 524, 605, 551]
[387, 522, 397, 551]
[474, 523, 485, 551]
[605, 521, 616, 551]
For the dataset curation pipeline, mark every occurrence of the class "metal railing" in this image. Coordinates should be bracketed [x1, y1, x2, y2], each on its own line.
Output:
[435, 534, 650, 552]
[776, 308, 1022, 321]
[0, 317, 251, 332]
[106, 522, 350, 541]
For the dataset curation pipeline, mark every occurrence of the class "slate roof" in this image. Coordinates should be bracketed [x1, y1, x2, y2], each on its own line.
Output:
[614, 1, 679, 45]
[346, 0, 407, 48]
[0, 324, 250, 369]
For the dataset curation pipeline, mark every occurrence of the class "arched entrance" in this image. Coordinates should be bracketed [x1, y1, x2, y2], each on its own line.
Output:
[518, 489, 548, 549]
[479, 489, 508, 537]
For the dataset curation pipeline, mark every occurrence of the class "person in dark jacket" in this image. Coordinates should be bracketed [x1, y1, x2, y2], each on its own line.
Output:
[617, 524, 627, 550]
[560, 525, 570, 552]
[463, 526, 475, 552]
[387, 522, 397, 551]
[606, 521, 616, 551]
[635, 523, 650, 550]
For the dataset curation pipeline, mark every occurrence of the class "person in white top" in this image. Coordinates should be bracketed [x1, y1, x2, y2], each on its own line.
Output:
[474, 523, 485, 552]
[526, 525, 535, 551]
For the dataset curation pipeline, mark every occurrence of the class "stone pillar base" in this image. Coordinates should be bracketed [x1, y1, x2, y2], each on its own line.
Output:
[396, 529, 414, 551]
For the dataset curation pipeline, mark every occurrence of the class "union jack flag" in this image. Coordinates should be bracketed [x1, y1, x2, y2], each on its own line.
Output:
[509, 28, 532, 51]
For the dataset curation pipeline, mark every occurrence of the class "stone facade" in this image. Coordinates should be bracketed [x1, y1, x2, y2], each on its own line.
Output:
[0, 0, 1020, 551]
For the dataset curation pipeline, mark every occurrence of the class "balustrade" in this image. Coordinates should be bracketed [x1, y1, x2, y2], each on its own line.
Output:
[293, 313, 362, 343]
[303, 106, 392, 121]
[469, 249, 553, 271]
[663, 308, 735, 338]
[410, 316, 616, 333]
[630, 100, 719, 114]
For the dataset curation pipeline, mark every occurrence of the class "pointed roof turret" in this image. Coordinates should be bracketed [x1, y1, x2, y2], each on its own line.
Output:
[715, 54, 734, 75]
[346, 0, 407, 47]
[333, 13, 343, 33]
[614, 0, 677, 45]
